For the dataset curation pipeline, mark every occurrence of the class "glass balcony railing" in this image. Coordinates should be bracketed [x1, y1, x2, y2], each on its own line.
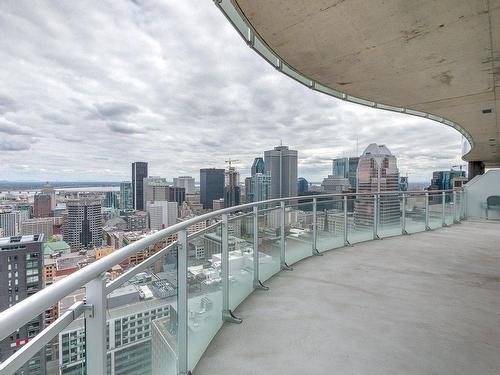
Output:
[0, 190, 465, 375]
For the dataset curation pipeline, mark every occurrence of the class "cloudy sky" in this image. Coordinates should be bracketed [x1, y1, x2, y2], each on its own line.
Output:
[0, 1, 466, 183]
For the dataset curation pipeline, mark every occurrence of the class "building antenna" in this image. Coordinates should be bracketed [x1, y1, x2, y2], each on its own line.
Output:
[356, 135, 359, 156]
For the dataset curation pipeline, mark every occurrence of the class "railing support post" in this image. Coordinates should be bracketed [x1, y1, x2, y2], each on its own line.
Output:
[373, 194, 380, 240]
[280, 201, 293, 270]
[177, 230, 191, 375]
[84, 273, 107, 375]
[343, 195, 350, 246]
[253, 207, 268, 290]
[222, 214, 242, 323]
[425, 192, 431, 230]
[442, 191, 447, 227]
[402, 193, 408, 235]
[312, 198, 321, 256]
[453, 190, 459, 224]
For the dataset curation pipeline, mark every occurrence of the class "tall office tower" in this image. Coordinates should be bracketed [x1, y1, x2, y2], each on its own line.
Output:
[297, 177, 309, 193]
[244, 177, 253, 203]
[132, 162, 148, 211]
[321, 175, 350, 193]
[251, 157, 265, 175]
[0, 211, 20, 237]
[173, 176, 195, 194]
[429, 170, 466, 190]
[41, 183, 56, 211]
[332, 157, 360, 188]
[167, 186, 186, 207]
[103, 191, 118, 208]
[63, 198, 103, 250]
[398, 176, 409, 191]
[224, 164, 240, 208]
[21, 218, 54, 238]
[147, 201, 178, 230]
[200, 169, 225, 209]
[354, 144, 400, 229]
[252, 173, 271, 202]
[120, 182, 134, 210]
[0, 234, 45, 374]
[143, 177, 186, 207]
[34, 193, 52, 218]
[264, 145, 298, 199]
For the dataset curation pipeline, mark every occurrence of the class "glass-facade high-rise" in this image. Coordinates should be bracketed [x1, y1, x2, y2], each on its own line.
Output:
[354, 144, 399, 229]
[264, 145, 298, 199]
[251, 157, 265, 176]
[132, 162, 148, 211]
[430, 170, 466, 190]
[332, 157, 359, 188]
[200, 169, 225, 209]
[297, 177, 309, 193]
[120, 182, 133, 210]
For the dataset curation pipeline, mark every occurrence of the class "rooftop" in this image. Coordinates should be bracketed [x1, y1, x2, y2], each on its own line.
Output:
[195, 220, 500, 374]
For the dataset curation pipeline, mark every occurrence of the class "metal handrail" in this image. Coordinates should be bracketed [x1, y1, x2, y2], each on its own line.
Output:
[0, 189, 458, 342]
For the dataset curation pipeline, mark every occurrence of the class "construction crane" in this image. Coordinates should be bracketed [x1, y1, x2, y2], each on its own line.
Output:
[225, 158, 240, 169]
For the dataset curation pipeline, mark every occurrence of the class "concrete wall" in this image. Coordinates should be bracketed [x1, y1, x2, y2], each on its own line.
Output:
[465, 169, 500, 219]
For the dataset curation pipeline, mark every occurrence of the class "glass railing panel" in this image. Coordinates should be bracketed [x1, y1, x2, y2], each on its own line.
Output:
[61, 319, 86, 375]
[105, 247, 176, 375]
[227, 209, 256, 311]
[349, 194, 374, 244]
[258, 205, 281, 282]
[445, 192, 455, 225]
[377, 193, 403, 238]
[315, 196, 345, 252]
[428, 192, 443, 229]
[0, 312, 55, 374]
[405, 194, 426, 233]
[285, 201, 314, 265]
[186, 221, 223, 370]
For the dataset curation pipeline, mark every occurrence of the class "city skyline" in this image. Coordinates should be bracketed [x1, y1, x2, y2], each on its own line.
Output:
[0, 1, 465, 183]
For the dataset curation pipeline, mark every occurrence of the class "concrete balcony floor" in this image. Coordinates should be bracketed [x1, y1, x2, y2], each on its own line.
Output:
[195, 220, 500, 375]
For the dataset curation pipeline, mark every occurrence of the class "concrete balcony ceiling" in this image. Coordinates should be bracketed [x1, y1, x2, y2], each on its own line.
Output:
[232, 0, 500, 166]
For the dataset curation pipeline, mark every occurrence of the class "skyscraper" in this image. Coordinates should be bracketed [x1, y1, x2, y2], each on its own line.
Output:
[429, 170, 466, 190]
[132, 162, 148, 211]
[332, 157, 360, 188]
[200, 169, 224, 209]
[143, 177, 186, 207]
[252, 173, 271, 202]
[354, 144, 400, 229]
[63, 198, 103, 250]
[173, 176, 195, 195]
[224, 163, 240, 208]
[103, 191, 118, 209]
[297, 177, 309, 194]
[34, 193, 52, 218]
[251, 157, 265, 175]
[264, 145, 298, 199]
[244, 177, 253, 203]
[120, 182, 133, 210]
[0, 234, 45, 374]
[147, 201, 178, 230]
[41, 183, 56, 211]
[0, 211, 20, 237]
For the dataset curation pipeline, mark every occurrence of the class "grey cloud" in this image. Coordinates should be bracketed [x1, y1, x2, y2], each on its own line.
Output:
[0, 1, 465, 182]
[0, 140, 30, 151]
[92, 103, 140, 119]
[0, 118, 32, 135]
[0, 95, 17, 114]
[107, 122, 144, 135]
